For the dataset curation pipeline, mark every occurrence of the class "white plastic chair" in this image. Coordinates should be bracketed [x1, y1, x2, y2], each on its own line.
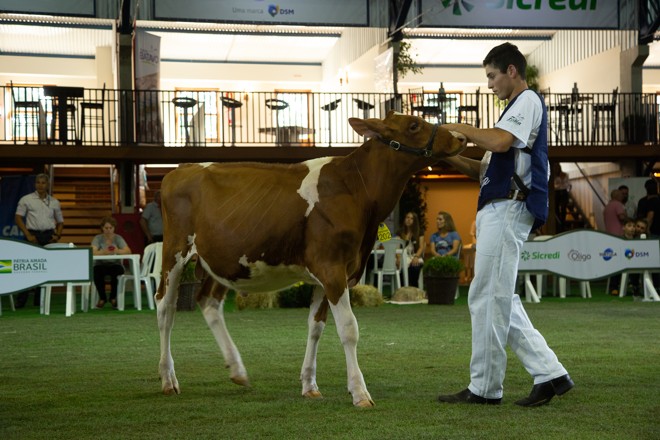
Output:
[371, 238, 405, 296]
[116, 242, 161, 310]
[40, 243, 91, 316]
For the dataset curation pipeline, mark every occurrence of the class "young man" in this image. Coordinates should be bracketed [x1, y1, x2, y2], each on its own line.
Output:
[437, 43, 573, 407]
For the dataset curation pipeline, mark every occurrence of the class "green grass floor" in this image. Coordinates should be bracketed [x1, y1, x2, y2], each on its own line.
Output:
[1, 280, 658, 440]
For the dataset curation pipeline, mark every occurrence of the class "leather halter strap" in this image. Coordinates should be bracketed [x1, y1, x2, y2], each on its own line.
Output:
[377, 123, 439, 158]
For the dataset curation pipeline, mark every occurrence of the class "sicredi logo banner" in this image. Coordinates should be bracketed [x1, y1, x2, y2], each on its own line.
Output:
[428, 0, 618, 29]
[518, 230, 660, 280]
[0, 239, 91, 295]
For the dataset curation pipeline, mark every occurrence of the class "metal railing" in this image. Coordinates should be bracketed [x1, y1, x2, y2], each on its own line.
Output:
[2, 85, 658, 148]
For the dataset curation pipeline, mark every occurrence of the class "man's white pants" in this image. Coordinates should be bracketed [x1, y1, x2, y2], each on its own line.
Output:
[467, 199, 567, 399]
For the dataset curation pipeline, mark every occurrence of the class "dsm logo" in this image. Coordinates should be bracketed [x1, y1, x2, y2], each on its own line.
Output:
[600, 248, 617, 261]
[0, 260, 12, 274]
[268, 4, 294, 17]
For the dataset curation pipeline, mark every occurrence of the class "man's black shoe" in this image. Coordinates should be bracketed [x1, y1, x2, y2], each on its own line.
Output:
[515, 374, 574, 407]
[438, 388, 501, 405]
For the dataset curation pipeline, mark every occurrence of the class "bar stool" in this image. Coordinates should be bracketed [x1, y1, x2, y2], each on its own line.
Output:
[172, 97, 197, 145]
[80, 84, 106, 145]
[265, 99, 289, 146]
[591, 87, 618, 145]
[9, 81, 43, 144]
[221, 96, 243, 146]
[321, 98, 341, 147]
[457, 87, 480, 127]
[353, 98, 374, 120]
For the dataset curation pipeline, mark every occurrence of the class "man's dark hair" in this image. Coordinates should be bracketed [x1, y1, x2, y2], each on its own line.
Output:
[483, 42, 527, 80]
[644, 179, 658, 195]
[618, 184, 629, 191]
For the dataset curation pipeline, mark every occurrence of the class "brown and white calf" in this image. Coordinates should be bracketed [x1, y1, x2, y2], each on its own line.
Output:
[156, 111, 466, 407]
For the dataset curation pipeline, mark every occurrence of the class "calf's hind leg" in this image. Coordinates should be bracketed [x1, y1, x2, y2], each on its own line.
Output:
[157, 252, 186, 395]
[198, 277, 249, 386]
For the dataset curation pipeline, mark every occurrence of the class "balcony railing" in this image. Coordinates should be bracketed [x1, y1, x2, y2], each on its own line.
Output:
[2, 85, 658, 148]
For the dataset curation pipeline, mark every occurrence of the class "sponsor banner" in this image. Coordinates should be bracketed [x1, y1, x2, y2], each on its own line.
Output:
[0, 0, 94, 16]
[0, 239, 91, 295]
[154, 0, 368, 26]
[519, 230, 660, 280]
[423, 0, 619, 30]
[135, 30, 164, 143]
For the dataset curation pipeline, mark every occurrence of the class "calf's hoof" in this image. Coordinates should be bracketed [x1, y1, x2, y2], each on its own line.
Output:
[303, 390, 323, 399]
[354, 399, 375, 408]
[162, 386, 180, 395]
[231, 375, 251, 387]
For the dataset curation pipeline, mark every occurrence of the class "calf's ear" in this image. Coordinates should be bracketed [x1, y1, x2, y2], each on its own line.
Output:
[349, 117, 384, 139]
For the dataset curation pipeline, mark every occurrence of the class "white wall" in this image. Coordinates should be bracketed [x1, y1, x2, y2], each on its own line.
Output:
[0, 55, 98, 87]
[540, 47, 621, 93]
[160, 61, 323, 92]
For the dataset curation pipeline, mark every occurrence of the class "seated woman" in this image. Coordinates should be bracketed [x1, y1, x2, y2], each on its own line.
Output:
[430, 211, 461, 258]
[91, 216, 132, 309]
[396, 211, 426, 288]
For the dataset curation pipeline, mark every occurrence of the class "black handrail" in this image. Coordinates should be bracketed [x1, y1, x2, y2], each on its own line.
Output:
[2, 85, 658, 148]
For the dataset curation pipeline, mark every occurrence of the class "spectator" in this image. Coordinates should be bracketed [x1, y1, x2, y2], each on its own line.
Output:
[609, 219, 639, 296]
[430, 211, 461, 258]
[140, 190, 163, 244]
[14, 173, 64, 308]
[603, 189, 627, 235]
[637, 179, 660, 239]
[396, 211, 425, 288]
[635, 218, 649, 238]
[91, 216, 132, 309]
[618, 184, 637, 220]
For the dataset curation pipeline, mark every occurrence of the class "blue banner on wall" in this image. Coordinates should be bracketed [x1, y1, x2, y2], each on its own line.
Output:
[0, 175, 35, 240]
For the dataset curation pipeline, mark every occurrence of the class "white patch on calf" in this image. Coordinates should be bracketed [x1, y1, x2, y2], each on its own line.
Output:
[297, 157, 333, 217]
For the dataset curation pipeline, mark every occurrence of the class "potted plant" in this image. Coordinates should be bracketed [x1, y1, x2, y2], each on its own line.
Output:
[423, 256, 465, 305]
[177, 259, 199, 311]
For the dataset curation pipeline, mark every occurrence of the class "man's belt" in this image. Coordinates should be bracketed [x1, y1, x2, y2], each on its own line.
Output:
[506, 190, 527, 201]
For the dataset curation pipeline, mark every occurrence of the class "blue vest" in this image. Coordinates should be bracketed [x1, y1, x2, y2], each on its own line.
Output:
[477, 90, 549, 231]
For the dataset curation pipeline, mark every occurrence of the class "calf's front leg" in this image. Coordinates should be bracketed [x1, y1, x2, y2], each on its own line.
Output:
[329, 287, 374, 407]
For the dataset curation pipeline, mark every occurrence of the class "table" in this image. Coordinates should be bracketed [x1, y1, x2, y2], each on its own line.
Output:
[221, 97, 243, 146]
[172, 97, 197, 144]
[259, 126, 315, 146]
[43, 85, 84, 145]
[93, 254, 141, 309]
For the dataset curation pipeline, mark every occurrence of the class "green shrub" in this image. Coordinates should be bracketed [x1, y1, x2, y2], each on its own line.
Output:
[278, 282, 314, 308]
[423, 255, 465, 277]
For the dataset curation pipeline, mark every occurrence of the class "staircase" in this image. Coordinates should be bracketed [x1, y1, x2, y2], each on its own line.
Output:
[562, 192, 592, 231]
[51, 165, 115, 247]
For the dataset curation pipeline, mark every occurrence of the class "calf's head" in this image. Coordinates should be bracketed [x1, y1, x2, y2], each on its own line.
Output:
[349, 110, 466, 159]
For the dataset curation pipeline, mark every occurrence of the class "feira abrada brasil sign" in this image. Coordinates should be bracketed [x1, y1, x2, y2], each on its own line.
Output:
[518, 230, 660, 280]
[0, 238, 91, 295]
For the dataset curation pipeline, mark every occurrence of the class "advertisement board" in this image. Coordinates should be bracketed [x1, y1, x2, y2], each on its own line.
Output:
[154, 0, 368, 26]
[519, 230, 660, 280]
[0, 239, 91, 295]
[422, 1, 619, 30]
